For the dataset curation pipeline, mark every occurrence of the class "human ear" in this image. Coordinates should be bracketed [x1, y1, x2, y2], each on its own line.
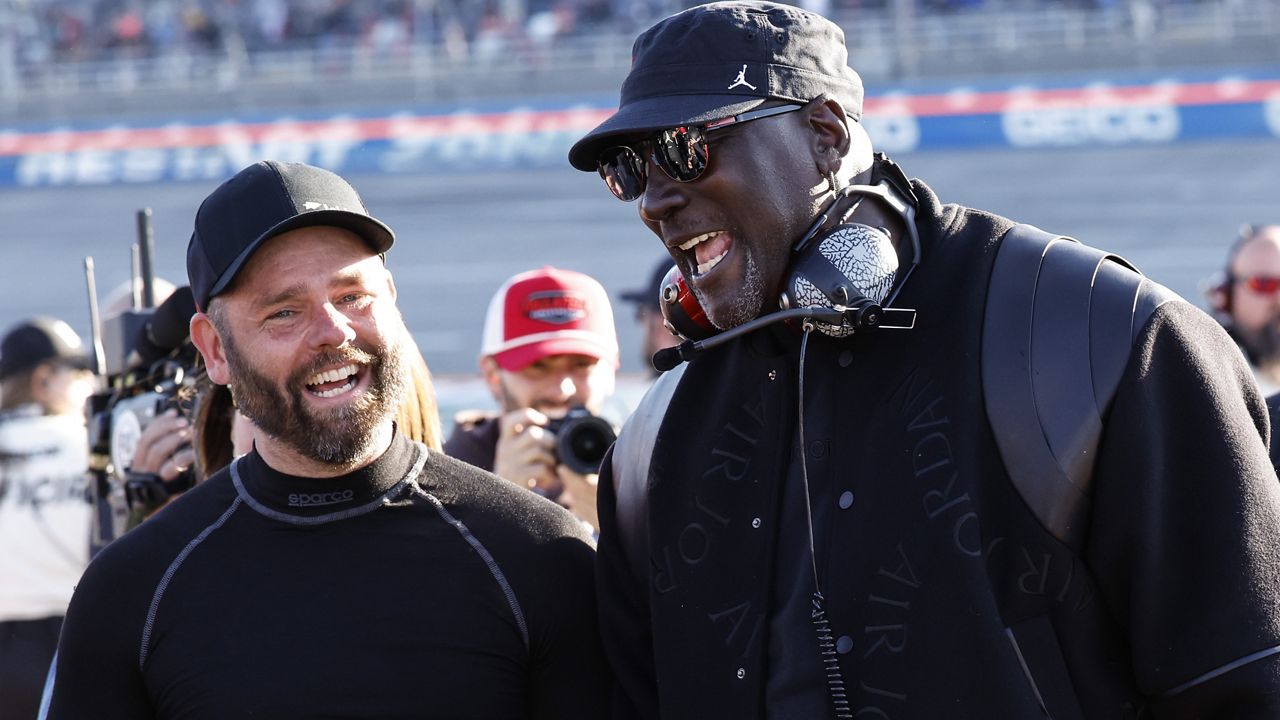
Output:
[480, 356, 505, 405]
[385, 271, 398, 301]
[807, 97, 851, 176]
[190, 312, 231, 386]
[30, 364, 54, 404]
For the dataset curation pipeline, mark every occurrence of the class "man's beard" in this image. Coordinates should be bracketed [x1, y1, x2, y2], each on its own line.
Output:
[695, 252, 767, 330]
[224, 333, 406, 465]
[1239, 320, 1280, 378]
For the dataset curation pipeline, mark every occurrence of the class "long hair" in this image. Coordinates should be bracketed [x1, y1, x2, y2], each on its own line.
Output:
[193, 379, 237, 479]
[396, 333, 443, 451]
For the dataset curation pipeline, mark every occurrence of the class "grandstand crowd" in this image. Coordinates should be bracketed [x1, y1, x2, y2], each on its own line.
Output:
[3, 0, 1230, 69]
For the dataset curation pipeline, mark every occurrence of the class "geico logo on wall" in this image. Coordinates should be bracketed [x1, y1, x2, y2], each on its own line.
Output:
[1001, 87, 1180, 147]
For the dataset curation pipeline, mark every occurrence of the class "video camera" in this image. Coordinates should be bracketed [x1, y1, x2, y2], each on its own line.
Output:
[84, 210, 201, 552]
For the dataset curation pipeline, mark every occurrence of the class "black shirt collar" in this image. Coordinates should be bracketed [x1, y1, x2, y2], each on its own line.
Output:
[231, 433, 425, 521]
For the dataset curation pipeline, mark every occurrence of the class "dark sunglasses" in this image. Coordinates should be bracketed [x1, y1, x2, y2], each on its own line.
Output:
[597, 104, 806, 202]
[1239, 275, 1280, 295]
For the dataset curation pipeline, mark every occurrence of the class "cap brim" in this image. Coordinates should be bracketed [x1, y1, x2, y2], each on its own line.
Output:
[208, 209, 395, 302]
[493, 337, 617, 373]
[568, 93, 767, 171]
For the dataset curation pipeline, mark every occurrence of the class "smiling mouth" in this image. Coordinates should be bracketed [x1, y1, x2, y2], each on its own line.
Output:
[677, 230, 731, 275]
[305, 364, 360, 398]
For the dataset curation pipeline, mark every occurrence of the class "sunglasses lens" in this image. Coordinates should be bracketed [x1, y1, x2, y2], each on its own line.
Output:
[653, 127, 708, 183]
[1246, 276, 1280, 294]
[599, 146, 647, 202]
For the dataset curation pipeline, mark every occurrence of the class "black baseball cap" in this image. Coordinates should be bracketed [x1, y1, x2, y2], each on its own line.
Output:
[186, 160, 395, 311]
[0, 317, 92, 380]
[568, 0, 864, 171]
[621, 257, 677, 311]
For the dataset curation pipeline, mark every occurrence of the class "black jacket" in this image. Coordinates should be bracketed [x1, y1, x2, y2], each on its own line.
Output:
[597, 161, 1280, 719]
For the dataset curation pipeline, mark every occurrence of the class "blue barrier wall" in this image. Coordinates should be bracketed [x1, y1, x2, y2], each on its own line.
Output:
[4, 67, 1278, 187]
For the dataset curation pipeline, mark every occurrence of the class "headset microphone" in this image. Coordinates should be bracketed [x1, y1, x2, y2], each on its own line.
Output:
[652, 300, 916, 372]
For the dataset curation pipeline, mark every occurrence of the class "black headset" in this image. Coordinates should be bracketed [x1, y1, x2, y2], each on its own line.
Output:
[652, 174, 920, 371]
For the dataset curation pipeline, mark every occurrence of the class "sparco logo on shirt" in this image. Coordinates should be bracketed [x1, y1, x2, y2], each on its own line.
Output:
[288, 490, 355, 507]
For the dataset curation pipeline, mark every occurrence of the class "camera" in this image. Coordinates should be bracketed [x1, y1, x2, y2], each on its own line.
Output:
[86, 286, 200, 549]
[545, 406, 618, 475]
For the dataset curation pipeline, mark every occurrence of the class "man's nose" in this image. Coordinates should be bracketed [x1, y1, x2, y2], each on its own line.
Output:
[553, 373, 580, 401]
[309, 304, 356, 348]
[639, 163, 686, 224]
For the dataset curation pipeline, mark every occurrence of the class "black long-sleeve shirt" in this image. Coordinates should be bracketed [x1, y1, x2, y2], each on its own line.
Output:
[45, 433, 609, 719]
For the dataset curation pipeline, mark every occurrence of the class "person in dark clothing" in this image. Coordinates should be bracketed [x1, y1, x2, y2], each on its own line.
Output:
[1205, 223, 1280, 395]
[42, 161, 609, 719]
[444, 266, 620, 531]
[567, 2, 1280, 718]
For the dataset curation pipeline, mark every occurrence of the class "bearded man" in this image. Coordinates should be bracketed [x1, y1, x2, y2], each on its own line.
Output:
[43, 161, 609, 719]
[1208, 224, 1280, 394]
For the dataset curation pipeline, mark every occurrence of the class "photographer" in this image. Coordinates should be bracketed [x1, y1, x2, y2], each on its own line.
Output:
[445, 266, 620, 530]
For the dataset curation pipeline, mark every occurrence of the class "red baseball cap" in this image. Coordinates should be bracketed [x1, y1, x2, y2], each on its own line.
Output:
[481, 267, 619, 372]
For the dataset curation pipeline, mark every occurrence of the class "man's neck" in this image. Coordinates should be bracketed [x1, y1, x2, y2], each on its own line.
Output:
[252, 420, 396, 478]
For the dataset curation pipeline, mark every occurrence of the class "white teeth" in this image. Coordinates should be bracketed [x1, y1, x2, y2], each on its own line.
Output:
[306, 364, 358, 387]
[697, 249, 728, 275]
[678, 231, 721, 251]
[312, 379, 356, 398]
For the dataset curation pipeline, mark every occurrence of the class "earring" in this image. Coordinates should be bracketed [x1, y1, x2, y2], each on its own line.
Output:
[827, 171, 839, 197]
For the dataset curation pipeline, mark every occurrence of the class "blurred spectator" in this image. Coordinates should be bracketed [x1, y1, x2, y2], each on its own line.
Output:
[11, 0, 1236, 71]
[444, 266, 619, 530]
[619, 256, 681, 377]
[1205, 224, 1280, 394]
[0, 318, 95, 720]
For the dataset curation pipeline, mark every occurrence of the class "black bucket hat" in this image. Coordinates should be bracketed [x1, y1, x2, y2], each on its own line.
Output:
[186, 161, 395, 311]
[568, 0, 864, 171]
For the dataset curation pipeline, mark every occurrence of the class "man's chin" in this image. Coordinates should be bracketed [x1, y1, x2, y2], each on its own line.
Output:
[701, 295, 765, 332]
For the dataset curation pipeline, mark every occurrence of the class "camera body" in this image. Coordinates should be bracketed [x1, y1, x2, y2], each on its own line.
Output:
[545, 406, 617, 476]
[87, 308, 199, 550]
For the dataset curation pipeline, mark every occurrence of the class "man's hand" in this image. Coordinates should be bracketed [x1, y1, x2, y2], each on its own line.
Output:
[493, 408, 562, 500]
[556, 465, 599, 532]
[492, 408, 600, 531]
[130, 409, 195, 482]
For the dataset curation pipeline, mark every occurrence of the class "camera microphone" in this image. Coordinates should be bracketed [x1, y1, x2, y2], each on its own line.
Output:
[133, 286, 196, 365]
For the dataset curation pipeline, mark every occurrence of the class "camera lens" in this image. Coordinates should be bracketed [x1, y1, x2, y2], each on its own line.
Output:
[552, 408, 618, 475]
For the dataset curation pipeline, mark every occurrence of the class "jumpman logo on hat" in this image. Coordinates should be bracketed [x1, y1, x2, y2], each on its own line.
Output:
[727, 64, 756, 91]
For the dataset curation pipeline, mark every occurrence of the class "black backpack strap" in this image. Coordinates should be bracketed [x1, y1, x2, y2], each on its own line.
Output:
[982, 224, 1179, 550]
[610, 363, 687, 585]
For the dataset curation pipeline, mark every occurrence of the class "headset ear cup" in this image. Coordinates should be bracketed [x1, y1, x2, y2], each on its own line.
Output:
[659, 266, 717, 342]
[782, 223, 899, 338]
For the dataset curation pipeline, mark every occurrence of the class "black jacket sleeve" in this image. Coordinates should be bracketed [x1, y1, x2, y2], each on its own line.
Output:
[1086, 302, 1280, 717]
